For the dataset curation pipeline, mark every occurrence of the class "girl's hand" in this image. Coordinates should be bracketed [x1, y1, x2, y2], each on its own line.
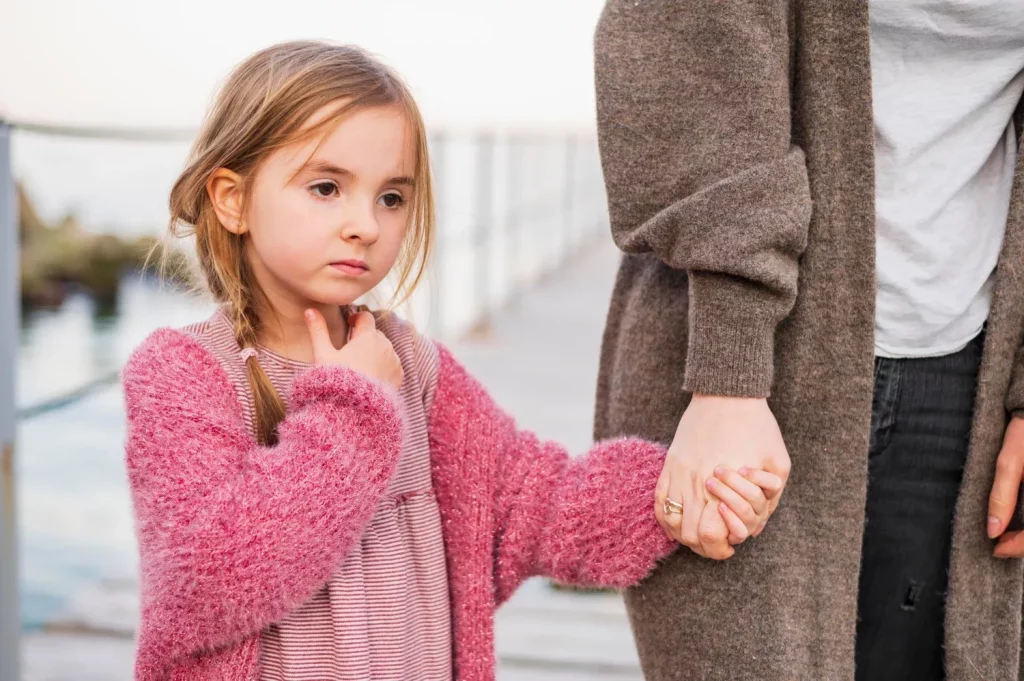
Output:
[707, 467, 784, 544]
[304, 308, 404, 390]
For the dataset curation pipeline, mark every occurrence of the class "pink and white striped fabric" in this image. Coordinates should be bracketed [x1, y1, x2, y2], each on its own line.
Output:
[184, 309, 453, 681]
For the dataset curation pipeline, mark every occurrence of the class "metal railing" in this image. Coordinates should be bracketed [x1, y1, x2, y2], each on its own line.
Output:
[0, 116, 609, 678]
[2, 121, 19, 681]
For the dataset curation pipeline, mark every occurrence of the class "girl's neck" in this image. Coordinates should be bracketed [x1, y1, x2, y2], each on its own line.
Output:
[256, 301, 349, 364]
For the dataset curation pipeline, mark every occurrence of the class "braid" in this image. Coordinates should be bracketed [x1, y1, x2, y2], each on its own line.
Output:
[233, 294, 287, 446]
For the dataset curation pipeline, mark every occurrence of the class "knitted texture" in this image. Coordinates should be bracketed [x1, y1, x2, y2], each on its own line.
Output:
[593, 2, 1024, 679]
[123, 329, 405, 679]
[124, 330, 674, 680]
[428, 344, 676, 680]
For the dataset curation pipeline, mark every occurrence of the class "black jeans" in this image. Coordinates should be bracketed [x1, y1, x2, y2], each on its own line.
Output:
[854, 332, 984, 681]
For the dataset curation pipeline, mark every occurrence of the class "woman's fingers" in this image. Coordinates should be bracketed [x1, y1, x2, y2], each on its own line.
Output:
[660, 469, 717, 559]
[989, 420, 1024, 538]
[654, 469, 675, 541]
[665, 473, 688, 543]
[672, 475, 707, 557]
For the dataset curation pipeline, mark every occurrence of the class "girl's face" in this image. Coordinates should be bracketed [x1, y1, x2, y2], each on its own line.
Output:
[241, 103, 416, 312]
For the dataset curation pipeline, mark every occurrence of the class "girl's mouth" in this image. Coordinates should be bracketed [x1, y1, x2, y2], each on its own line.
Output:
[330, 259, 369, 276]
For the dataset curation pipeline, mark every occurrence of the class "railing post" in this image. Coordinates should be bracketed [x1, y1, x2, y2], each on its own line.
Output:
[506, 134, 521, 308]
[428, 131, 445, 338]
[473, 133, 494, 331]
[0, 121, 21, 681]
[563, 134, 577, 258]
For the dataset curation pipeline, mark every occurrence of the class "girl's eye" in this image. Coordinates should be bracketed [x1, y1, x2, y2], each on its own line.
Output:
[310, 181, 338, 199]
[378, 192, 405, 209]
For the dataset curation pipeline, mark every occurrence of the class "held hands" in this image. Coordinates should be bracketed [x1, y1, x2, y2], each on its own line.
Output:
[655, 394, 791, 560]
[304, 308, 404, 390]
[658, 400, 1024, 560]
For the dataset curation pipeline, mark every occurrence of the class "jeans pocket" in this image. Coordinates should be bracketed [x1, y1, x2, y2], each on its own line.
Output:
[869, 358, 900, 459]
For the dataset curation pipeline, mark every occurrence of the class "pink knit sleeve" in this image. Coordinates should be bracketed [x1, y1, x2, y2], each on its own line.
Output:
[427, 344, 676, 605]
[122, 328, 404, 665]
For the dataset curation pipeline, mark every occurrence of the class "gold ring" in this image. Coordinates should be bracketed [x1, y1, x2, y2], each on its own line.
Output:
[663, 498, 684, 516]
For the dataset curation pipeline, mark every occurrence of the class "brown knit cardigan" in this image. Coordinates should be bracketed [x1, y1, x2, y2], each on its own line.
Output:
[593, 2, 1024, 680]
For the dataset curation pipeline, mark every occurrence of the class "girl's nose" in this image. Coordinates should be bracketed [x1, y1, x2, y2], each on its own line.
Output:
[341, 201, 380, 244]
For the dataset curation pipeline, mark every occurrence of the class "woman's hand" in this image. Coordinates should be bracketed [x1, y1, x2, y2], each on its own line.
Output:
[655, 395, 791, 560]
[988, 416, 1024, 558]
[304, 308, 404, 390]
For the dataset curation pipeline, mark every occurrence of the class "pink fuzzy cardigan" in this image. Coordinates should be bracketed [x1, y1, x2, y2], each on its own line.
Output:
[122, 328, 675, 680]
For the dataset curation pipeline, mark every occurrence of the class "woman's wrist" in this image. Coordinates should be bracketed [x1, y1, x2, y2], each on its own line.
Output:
[690, 393, 768, 404]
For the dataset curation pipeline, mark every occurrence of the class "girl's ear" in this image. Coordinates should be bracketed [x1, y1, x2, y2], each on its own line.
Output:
[206, 168, 248, 235]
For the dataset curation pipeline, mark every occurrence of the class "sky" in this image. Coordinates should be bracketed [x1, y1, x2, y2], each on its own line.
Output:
[0, 0, 609, 132]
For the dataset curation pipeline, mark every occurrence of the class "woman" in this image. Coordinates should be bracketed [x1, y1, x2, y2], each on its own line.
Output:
[593, 2, 1024, 680]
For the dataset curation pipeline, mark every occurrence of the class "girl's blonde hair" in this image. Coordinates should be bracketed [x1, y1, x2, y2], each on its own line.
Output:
[168, 41, 434, 445]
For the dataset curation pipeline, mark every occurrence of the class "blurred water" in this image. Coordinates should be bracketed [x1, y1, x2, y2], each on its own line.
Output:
[17, 279, 213, 629]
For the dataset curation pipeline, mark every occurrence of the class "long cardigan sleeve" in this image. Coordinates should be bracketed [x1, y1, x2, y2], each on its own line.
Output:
[594, 0, 811, 397]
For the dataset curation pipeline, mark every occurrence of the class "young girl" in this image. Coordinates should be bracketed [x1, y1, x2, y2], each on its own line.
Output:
[122, 41, 781, 681]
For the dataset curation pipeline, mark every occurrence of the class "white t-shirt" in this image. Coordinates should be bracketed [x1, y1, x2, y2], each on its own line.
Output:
[871, 0, 1024, 358]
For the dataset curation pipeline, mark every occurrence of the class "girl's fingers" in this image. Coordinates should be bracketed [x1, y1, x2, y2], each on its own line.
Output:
[719, 502, 750, 545]
[706, 476, 759, 530]
[304, 308, 336, 359]
[714, 467, 769, 515]
[752, 520, 768, 538]
[697, 501, 735, 559]
[347, 310, 377, 338]
[739, 467, 785, 500]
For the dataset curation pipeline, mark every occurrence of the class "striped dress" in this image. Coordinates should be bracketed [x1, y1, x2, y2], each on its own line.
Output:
[184, 308, 453, 680]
